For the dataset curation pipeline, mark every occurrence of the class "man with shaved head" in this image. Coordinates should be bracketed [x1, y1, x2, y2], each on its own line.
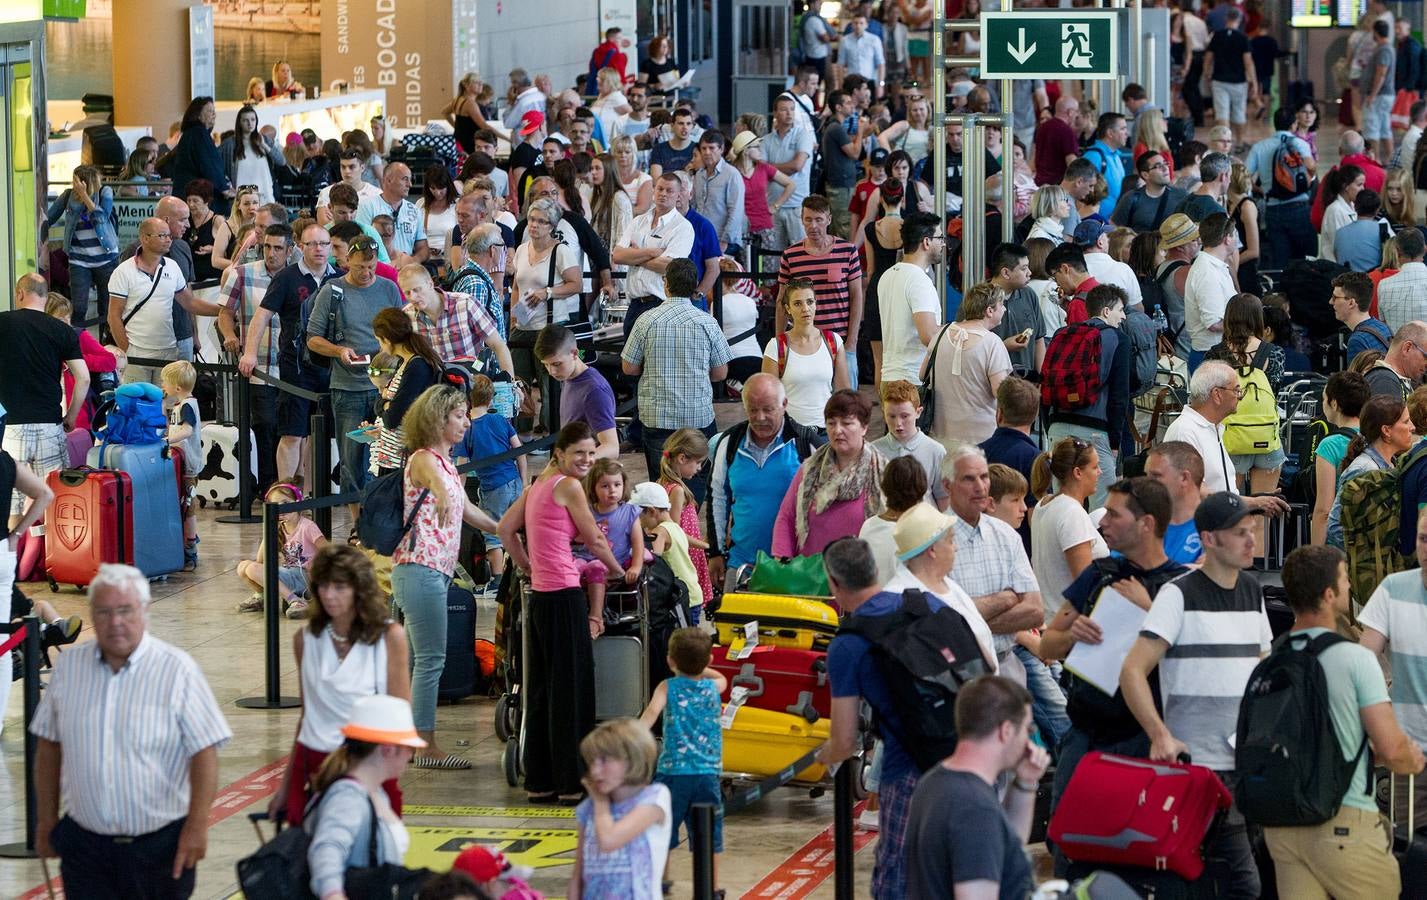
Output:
[119, 195, 201, 360]
[109, 217, 221, 384]
[705, 372, 824, 591]
[355, 161, 429, 266]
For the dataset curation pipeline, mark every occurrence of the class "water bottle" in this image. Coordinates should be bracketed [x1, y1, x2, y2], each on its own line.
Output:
[1152, 305, 1168, 335]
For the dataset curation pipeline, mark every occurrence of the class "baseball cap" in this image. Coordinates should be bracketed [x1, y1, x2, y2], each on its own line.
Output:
[631, 481, 671, 510]
[1073, 219, 1115, 245]
[1159, 213, 1200, 249]
[1194, 491, 1259, 534]
[518, 110, 545, 136]
[893, 503, 958, 561]
[869, 147, 889, 168]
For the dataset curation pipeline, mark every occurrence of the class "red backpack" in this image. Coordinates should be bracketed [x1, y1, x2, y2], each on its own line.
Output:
[776, 330, 840, 376]
[1041, 322, 1106, 410]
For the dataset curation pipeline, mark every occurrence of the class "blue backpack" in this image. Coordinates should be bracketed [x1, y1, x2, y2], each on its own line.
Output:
[97, 382, 168, 447]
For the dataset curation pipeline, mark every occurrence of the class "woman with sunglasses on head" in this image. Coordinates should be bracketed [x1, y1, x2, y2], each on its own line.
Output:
[219, 103, 285, 206]
[210, 184, 261, 272]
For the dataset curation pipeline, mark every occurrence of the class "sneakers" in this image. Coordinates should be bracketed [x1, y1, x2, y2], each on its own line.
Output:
[43, 616, 82, 648]
[858, 807, 880, 831]
[183, 537, 200, 572]
[236, 593, 264, 613]
[285, 598, 310, 620]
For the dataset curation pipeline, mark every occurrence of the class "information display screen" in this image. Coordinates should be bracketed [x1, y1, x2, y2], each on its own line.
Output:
[1337, 0, 1366, 27]
[1291, 0, 1334, 27]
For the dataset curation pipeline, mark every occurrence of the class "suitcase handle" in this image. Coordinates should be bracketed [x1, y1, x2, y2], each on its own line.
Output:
[732, 664, 765, 697]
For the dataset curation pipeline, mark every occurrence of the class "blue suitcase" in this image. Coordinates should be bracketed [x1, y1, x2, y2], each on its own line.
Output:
[89, 442, 184, 578]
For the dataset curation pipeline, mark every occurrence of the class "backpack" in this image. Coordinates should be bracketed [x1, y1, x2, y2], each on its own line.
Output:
[1140, 259, 1187, 336]
[775, 330, 839, 377]
[297, 280, 344, 371]
[96, 382, 168, 447]
[1041, 323, 1106, 411]
[585, 44, 619, 95]
[356, 470, 430, 556]
[1290, 419, 1354, 507]
[1122, 309, 1158, 398]
[1222, 344, 1281, 456]
[839, 588, 992, 773]
[1351, 318, 1392, 356]
[1340, 444, 1427, 607]
[1268, 134, 1311, 200]
[1235, 631, 1369, 826]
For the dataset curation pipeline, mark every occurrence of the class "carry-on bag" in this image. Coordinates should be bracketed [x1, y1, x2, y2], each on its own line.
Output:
[88, 442, 183, 577]
[437, 584, 477, 702]
[711, 644, 830, 722]
[713, 593, 839, 651]
[721, 705, 829, 783]
[1049, 751, 1231, 880]
[44, 468, 133, 589]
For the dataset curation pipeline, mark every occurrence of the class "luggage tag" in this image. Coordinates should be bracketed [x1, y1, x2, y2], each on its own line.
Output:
[730, 620, 760, 660]
[720, 685, 752, 729]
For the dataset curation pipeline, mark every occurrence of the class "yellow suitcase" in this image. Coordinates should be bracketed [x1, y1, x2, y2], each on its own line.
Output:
[721, 706, 830, 783]
[713, 592, 840, 651]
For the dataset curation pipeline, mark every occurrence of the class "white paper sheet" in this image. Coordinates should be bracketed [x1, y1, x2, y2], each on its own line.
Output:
[1063, 586, 1148, 696]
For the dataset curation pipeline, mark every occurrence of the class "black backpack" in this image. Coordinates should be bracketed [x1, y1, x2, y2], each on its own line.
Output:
[1235, 631, 1369, 827]
[297, 280, 344, 371]
[840, 588, 992, 772]
[357, 473, 429, 556]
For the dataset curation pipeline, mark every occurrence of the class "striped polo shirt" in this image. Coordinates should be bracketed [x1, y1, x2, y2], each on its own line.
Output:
[777, 239, 863, 337]
[1360, 569, 1427, 746]
[1139, 569, 1271, 772]
[30, 632, 233, 836]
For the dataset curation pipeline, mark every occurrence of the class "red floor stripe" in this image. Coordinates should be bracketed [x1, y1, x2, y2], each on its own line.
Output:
[739, 802, 875, 900]
[17, 755, 290, 900]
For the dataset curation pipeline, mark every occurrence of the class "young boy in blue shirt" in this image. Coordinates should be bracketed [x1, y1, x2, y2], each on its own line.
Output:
[454, 375, 526, 590]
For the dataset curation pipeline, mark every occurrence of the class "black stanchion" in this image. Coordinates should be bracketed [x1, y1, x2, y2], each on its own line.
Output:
[0, 618, 45, 858]
[833, 760, 856, 900]
[236, 503, 301, 709]
[216, 371, 260, 524]
[690, 802, 716, 900]
[311, 413, 333, 538]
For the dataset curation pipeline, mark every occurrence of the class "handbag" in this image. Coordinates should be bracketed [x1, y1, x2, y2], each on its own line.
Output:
[343, 795, 433, 899]
[747, 549, 830, 597]
[917, 323, 951, 432]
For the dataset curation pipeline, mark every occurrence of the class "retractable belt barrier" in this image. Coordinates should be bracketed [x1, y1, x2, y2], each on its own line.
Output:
[0, 619, 46, 860]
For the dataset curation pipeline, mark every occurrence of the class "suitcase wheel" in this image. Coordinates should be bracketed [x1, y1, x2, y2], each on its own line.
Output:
[852, 754, 869, 801]
[502, 737, 521, 787]
[47, 577, 58, 593]
[494, 694, 515, 743]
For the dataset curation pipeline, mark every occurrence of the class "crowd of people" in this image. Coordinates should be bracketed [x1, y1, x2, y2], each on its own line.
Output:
[14, 0, 1427, 896]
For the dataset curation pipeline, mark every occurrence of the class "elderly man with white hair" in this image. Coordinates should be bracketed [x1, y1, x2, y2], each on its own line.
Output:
[32, 564, 232, 898]
[1164, 360, 1291, 515]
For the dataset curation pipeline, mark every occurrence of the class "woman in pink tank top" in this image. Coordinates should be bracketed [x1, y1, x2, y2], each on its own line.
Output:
[498, 422, 625, 804]
[389, 385, 499, 771]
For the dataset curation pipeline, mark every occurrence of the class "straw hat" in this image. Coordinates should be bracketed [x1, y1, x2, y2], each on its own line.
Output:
[728, 130, 763, 161]
[340, 695, 428, 748]
[893, 503, 958, 561]
[1158, 213, 1200, 250]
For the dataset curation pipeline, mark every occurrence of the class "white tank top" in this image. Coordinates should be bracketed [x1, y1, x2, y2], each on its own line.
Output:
[297, 626, 390, 752]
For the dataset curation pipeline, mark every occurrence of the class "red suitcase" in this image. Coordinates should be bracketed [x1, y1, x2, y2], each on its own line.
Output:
[711, 644, 831, 723]
[1048, 751, 1231, 880]
[44, 468, 134, 590]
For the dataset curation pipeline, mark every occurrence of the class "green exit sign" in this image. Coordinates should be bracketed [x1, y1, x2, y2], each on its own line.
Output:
[980, 11, 1119, 80]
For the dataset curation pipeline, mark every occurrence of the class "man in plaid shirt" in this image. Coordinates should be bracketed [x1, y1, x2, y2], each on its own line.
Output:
[217, 223, 291, 488]
[397, 265, 516, 385]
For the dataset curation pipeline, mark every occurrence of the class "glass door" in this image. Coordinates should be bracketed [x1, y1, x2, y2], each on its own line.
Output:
[0, 51, 11, 305]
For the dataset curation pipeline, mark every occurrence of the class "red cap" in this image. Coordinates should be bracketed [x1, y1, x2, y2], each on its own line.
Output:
[518, 110, 545, 136]
[453, 845, 505, 881]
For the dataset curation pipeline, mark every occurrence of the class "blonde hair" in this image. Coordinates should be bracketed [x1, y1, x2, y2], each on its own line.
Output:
[44, 291, 72, 320]
[579, 718, 658, 786]
[658, 428, 710, 489]
[1134, 107, 1170, 154]
[161, 360, 197, 392]
[1385, 168, 1416, 226]
[401, 385, 468, 452]
[597, 66, 623, 95]
[1030, 184, 1069, 220]
[957, 281, 1006, 322]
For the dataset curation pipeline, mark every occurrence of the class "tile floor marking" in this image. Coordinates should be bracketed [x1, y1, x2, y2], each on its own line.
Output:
[740, 802, 874, 900]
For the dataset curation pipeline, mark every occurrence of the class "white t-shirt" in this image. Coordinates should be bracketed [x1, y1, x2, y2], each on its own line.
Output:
[110, 256, 188, 352]
[721, 291, 761, 359]
[1360, 569, 1427, 745]
[509, 241, 580, 330]
[878, 262, 941, 385]
[234, 154, 275, 205]
[764, 331, 844, 427]
[1085, 252, 1143, 308]
[1031, 493, 1110, 622]
[315, 180, 381, 211]
[417, 200, 459, 253]
[859, 516, 900, 587]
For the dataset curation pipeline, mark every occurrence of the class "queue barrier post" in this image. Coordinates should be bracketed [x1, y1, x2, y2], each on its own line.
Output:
[0, 618, 46, 858]
[235, 502, 301, 710]
[690, 802, 715, 900]
[311, 413, 333, 538]
[833, 758, 856, 900]
[215, 367, 259, 524]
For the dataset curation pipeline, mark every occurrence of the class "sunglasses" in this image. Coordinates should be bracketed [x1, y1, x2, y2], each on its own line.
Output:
[347, 236, 378, 253]
[367, 365, 397, 377]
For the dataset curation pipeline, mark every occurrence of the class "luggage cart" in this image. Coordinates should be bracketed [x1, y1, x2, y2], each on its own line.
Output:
[500, 572, 653, 787]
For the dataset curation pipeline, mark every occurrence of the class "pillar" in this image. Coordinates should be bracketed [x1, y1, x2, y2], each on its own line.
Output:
[112, 0, 192, 137]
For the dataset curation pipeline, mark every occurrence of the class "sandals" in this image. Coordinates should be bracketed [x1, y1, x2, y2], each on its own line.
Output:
[413, 754, 472, 770]
[346, 530, 362, 547]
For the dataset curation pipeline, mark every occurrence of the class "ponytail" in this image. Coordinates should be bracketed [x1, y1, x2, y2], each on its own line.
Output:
[1030, 451, 1054, 499]
[310, 740, 379, 794]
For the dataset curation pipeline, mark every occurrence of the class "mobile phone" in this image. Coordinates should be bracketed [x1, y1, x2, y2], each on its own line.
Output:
[349, 354, 371, 366]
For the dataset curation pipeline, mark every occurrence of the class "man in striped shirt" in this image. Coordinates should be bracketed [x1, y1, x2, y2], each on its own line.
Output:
[33, 564, 232, 897]
[776, 195, 865, 385]
[1120, 491, 1270, 899]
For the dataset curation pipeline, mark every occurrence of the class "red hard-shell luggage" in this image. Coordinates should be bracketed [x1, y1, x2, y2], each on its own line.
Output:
[711, 644, 831, 722]
[44, 468, 133, 590]
[1048, 751, 1231, 880]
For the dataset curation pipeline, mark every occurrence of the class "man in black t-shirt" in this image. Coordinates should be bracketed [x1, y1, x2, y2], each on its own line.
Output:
[0, 274, 89, 529]
[913, 122, 1000, 215]
[1203, 6, 1256, 148]
[904, 676, 1049, 900]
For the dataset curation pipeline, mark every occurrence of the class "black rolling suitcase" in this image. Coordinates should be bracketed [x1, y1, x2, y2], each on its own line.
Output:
[437, 584, 478, 702]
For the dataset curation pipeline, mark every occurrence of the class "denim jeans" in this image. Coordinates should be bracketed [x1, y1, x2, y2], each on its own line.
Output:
[1013, 645, 1071, 754]
[390, 563, 452, 733]
[641, 422, 718, 505]
[69, 260, 115, 330]
[1046, 421, 1116, 509]
[331, 387, 378, 497]
[844, 347, 859, 389]
[476, 476, 523, 549]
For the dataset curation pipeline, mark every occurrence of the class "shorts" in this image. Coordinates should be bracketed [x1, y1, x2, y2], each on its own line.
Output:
[658, 772, 723, 852]
[476, 476, 522, 549]
[1211, 80, 1248, 125]
[179, 476, 197, 517]
[577, 556, 611, 587]
[1232, 446, 1287, 475]
[1364, 93, 1395, 140]
[3, 424, 67, 516]
[275, 365, 325, 438]
[278, 565, 309, 598]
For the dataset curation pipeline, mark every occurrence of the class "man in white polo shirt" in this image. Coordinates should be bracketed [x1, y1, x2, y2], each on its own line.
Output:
[613, 171, 695, 338]
[356, 161, 428, 267]
[1182, 212, 1238, 372]
[1163, 360, 1288, 515]
[108, 217, 222, 385]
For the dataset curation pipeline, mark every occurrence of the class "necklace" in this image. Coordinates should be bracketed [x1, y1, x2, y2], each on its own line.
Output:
[326, 623, 352, 646]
